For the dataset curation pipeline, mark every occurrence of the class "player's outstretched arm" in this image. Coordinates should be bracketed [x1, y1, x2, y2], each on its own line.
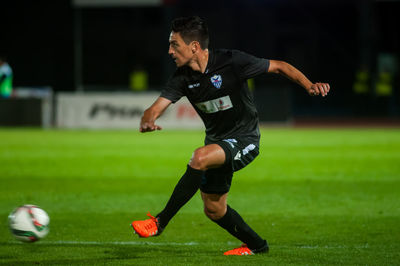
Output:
[268, 60, 330, 97]
[140, 97, 172, 133]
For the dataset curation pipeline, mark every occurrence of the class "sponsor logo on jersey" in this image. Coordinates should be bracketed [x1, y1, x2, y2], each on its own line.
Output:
[210, 74, 222, 89]
[188, 83, 200, 89]
[195, 96, 233, 113]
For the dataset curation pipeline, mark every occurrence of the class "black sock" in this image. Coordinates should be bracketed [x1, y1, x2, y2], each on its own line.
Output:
[156, 165, 204, 229]
[213, 205, 268, 252]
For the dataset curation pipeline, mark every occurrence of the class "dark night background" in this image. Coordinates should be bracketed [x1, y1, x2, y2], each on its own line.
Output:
[2, 0, 400, 119]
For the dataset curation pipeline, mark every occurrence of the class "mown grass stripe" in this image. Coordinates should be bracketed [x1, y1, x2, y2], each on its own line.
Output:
[4, 240, 372, 249]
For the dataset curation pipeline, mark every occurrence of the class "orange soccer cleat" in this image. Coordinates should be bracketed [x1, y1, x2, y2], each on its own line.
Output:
[223, 244, 254, 256]
[131, 213, 162, 238]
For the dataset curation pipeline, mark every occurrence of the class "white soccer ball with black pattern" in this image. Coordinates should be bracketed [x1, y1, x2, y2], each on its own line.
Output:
[8, 205, 50, 242]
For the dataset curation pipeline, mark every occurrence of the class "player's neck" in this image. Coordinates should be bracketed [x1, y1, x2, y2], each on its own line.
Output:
[188, 49, 209, 73]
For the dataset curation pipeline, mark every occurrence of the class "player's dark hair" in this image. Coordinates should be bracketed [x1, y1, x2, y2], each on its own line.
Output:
[171, 16, 209, 49]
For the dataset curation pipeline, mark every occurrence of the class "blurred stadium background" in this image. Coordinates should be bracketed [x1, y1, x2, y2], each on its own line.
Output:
[1, 0, 399, 128]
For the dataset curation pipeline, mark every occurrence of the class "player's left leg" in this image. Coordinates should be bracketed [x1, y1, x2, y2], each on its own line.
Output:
[155, 144, 225, 228]
[201, 192, 269, 255]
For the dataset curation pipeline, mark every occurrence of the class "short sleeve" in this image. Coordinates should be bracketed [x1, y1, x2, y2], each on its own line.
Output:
[232, 50, 270, 80]
[160, 72, 186, 103]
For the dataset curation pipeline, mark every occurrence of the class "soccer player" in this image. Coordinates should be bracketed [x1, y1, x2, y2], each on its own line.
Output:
[131, 16, 330, 256]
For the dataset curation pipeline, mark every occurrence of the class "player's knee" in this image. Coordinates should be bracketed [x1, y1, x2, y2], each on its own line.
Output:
[203, 204, 226, 220]
[189, 148, 208, 170]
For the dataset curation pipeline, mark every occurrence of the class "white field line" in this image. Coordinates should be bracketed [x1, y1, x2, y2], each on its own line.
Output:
[5, 240, 371, 249]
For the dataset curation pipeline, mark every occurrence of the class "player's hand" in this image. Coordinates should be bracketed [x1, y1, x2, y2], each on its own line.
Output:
[139, 121, 162, 133]
[308, 82, 330, 97]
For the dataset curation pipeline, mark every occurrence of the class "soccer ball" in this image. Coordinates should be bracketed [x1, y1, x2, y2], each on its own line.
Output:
[8, 205, 50, 242]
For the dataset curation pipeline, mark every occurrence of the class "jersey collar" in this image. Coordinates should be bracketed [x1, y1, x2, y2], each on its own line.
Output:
[204, 50, 214, 74]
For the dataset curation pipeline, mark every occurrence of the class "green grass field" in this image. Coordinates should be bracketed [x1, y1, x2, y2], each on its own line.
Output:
[0, 128, 399, 265]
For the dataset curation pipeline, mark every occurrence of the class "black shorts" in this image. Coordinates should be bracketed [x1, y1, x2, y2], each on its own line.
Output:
[199, 137, 260, 194]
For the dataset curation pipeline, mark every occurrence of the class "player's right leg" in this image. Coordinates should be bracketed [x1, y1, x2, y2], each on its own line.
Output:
[131, 144, 226, 238]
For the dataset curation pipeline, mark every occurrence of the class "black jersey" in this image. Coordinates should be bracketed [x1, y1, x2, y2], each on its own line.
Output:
[161, 49, 270, 143]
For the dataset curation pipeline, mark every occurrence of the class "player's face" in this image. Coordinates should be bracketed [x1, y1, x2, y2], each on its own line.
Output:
[168, 31, 193, 67]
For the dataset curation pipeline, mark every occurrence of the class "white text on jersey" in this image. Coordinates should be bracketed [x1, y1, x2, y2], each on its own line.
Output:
[195, 96, 233, 114]
[188, 83, 200, 89]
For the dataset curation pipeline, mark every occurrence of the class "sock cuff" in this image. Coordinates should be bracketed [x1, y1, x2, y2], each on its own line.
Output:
[186, 164, 205, 175]
[212, 204, 232, 224]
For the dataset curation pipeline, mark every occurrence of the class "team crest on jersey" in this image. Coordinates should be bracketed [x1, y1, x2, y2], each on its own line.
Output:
[210, 74, 222, 89]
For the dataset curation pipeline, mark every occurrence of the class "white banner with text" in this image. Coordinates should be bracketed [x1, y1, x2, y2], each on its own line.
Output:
[56, 92, 203, 129]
